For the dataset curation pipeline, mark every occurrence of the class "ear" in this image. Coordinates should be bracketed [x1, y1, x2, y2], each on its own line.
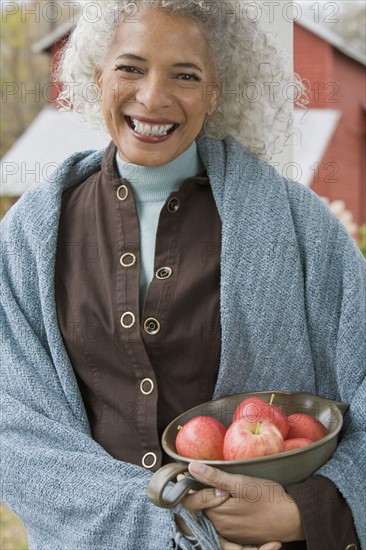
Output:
[95, 68, 103, 89]
[206, 82, 220, 116]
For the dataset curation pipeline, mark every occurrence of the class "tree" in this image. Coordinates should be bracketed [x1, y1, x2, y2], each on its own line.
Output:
[0, 1, 81, 158]
[330, 2, 366, 52]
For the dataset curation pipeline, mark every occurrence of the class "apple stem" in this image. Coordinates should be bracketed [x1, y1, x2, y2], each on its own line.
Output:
[255, 421, 262, 435]
[270, 393, 276, 406]
[177, 425, 183, 431]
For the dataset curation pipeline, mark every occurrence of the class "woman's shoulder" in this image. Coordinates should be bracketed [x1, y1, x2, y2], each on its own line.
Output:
[200, 135, 364, 265]
[199, 135, 332, 213]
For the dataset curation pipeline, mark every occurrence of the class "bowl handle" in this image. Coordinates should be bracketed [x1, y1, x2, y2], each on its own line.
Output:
[329, 400, 349, 416]
[147, 462, 208, 509]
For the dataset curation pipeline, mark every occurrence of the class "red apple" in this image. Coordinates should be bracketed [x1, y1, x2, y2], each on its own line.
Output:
[175, 416, 227, 460]
[283, 437, 314, 451]
[287, 413, 329, 442]
[223, 419, 284, 460]
[232, 396, 289, 439]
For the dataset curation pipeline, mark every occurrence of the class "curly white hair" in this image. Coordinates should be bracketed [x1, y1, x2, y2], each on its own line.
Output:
[57, 0, 307, 160]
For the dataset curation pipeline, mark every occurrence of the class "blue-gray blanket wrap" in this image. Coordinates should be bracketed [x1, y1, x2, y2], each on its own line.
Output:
[1, 137, 365, 549]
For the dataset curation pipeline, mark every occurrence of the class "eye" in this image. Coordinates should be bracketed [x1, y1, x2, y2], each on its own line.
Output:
[115, 65, 143, 75]
[175, 73, 201, 82]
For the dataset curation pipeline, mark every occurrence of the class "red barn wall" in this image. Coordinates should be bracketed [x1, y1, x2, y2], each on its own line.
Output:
[294, 24, 334, 108]
[316, 52, 365, 226]
[294, 24, 365, 227]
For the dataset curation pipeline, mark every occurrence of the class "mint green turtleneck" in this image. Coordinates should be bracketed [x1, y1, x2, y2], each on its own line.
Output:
[115, 141, 204, 308]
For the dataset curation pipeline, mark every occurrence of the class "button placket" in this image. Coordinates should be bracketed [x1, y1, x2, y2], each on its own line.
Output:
[108, 147, 163, 466]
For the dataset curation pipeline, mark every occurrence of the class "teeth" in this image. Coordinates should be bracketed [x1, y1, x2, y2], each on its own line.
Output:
[130, 117, 175, 137]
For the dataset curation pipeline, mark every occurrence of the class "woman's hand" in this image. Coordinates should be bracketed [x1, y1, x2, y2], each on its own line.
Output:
[219, 538, 282, 550]
[181, 462, 304, 546]
[175, 476, 282, 550]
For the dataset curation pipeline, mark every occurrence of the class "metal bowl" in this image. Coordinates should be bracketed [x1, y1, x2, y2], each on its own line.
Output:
[147, 391, 348, 508]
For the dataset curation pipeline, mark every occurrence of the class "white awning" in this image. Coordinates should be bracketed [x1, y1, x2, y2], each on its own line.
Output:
[293, 108, 342, 186]
[1, 107, 110, 196]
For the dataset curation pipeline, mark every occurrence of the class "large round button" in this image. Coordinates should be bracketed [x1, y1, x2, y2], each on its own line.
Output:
[140, 378, 154, 395]
[144, 318, 161, 335]
[117, 184, 128, 201]
[120, 253, 137, 268]
[142, 452, 157, 469]
[167, 197, 180, 213]
[156, 267, 173, 280]
[120, 312, 136, 329]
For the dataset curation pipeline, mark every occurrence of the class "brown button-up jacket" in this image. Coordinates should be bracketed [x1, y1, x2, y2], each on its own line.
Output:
[55, 142, 221, 470]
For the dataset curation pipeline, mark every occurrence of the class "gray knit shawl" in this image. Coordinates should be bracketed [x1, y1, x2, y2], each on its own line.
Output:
[1, 136, 365, 549]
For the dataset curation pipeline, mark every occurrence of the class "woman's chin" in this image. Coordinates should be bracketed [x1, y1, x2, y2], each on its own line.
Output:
[115, 136, 186, 167]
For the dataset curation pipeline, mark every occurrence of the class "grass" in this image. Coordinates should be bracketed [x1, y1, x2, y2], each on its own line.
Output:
[1, 196, 30, 550]
[1, 198, 28, 550]
[0, 503, 28, 550]
[0, 196, 19, 220]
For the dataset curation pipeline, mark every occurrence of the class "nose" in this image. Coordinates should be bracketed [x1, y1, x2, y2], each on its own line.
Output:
[135, 73, 173, 111]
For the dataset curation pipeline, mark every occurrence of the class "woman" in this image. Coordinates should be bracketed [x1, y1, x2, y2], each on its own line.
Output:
[1, 1, 364, 549]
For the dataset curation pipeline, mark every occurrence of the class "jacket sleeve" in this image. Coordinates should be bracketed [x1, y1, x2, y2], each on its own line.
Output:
[286, 181, 366, 549]
[285, 475, 360, 550]
[0, 201, 209, 550]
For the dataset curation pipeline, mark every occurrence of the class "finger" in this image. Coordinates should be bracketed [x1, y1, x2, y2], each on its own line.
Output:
[181, 486, 230, 512]
[177, 473, 197, 495]
[220, 536, 256, 549]
[188, 462, 244, 494]
[220, 540, 281, 550]
[259, 544, 282, 550]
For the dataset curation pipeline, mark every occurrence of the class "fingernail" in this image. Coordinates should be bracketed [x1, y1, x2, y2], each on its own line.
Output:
[190, 462, 206, 475]
[215, 488, 226, 498]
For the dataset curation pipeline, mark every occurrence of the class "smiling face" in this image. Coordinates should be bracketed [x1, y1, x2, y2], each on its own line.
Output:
[97, 8, 218, 167]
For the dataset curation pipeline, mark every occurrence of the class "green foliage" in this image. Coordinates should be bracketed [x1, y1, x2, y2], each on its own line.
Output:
[359, 225, 366, 258]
